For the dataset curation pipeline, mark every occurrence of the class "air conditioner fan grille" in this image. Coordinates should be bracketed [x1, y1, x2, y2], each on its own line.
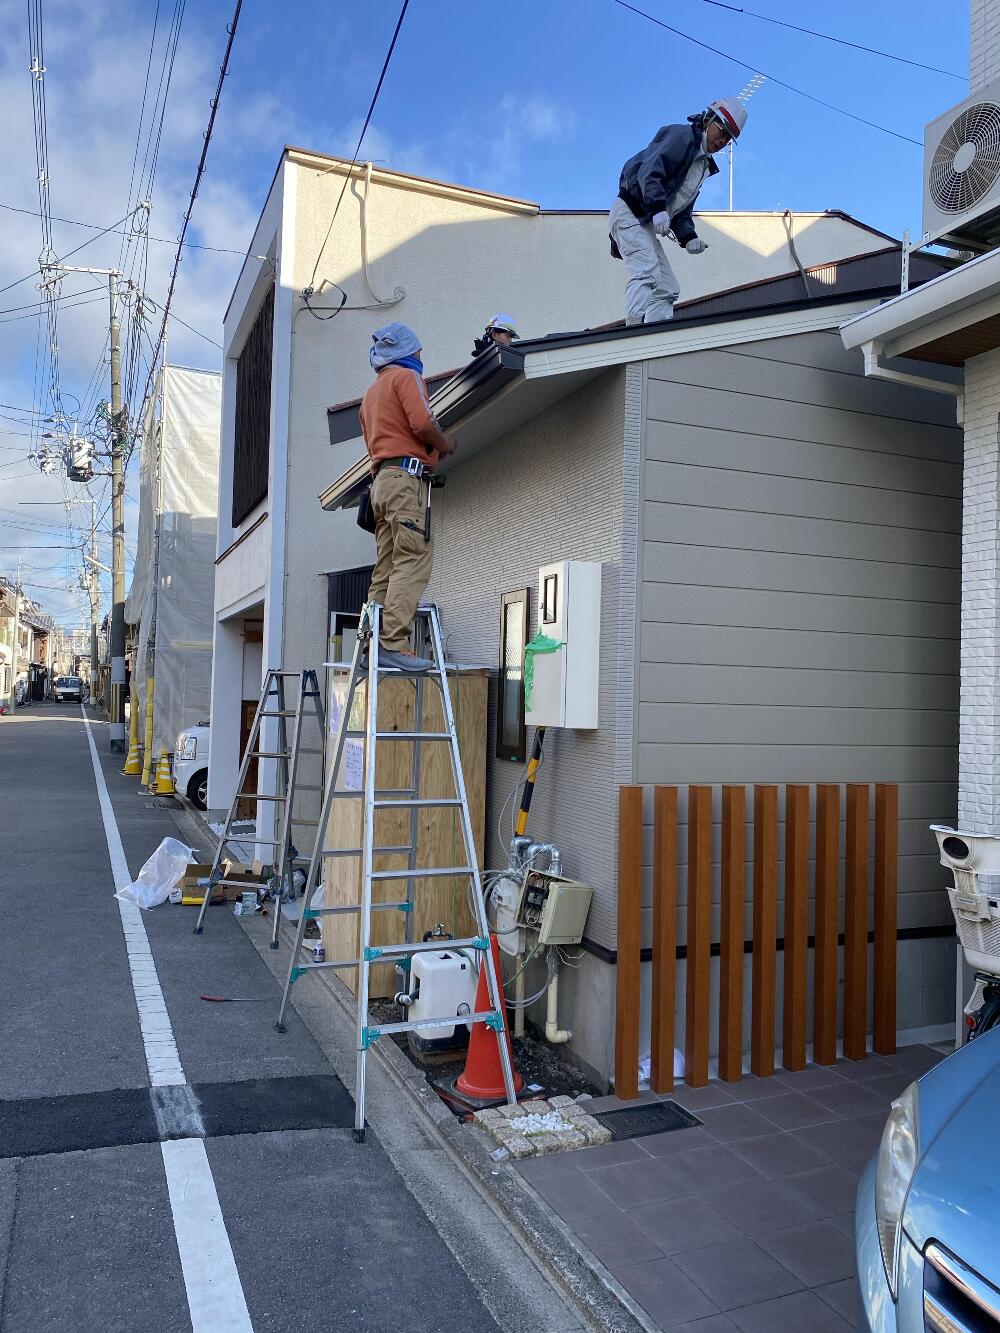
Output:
[929, 102, 1000, 213]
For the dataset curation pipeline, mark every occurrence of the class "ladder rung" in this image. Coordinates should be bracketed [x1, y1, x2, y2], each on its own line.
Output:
[373, 798, 462, 809]
[370, 1012, 498, 1039]
[374, 731, 451, 741]
[302, 901, 408, 917]
[293, 958, 360, 972]
[249, 751, 290, 759]
[239, 793, 286, 802]
[224, 836, 281, 845]
[290, 817, 318, 826]
[367, 936, 486, 960]
[260, 710, 297, 717]
[370, 866, 473, 880]
[322, 845, 412, 858]
[210, 879, 263, 890]
[330, 788, 416, 801]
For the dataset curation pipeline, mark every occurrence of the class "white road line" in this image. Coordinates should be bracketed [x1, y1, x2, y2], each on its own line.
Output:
[81, 706, 254, 1333]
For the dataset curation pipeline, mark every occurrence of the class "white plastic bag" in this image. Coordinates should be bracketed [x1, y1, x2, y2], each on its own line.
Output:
[115, 837, 194, 909]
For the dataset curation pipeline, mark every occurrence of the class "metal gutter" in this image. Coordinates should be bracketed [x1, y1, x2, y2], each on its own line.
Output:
[841, 246, 1000, 353]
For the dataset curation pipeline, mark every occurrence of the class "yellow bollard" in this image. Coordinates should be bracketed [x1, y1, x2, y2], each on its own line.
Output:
[140, 676, 155, 786]
[154, 748, 175, 795]
[121, 686, 142, 775]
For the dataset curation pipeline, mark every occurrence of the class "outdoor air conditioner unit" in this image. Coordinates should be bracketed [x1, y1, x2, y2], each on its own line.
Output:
[922, 80, 1000, 250]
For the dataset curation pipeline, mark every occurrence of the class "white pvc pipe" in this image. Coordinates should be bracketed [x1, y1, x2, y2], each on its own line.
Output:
[514, 954, 525, 1039]
[545, 962, 571, 1044]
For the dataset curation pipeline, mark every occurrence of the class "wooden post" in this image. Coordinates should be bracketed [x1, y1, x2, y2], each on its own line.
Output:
[873, 784, 899, 1055]
[751, 785, 778, 1076]
[813, 784, 840, 1065]
[783, 784, 809, 1072]
[718, 785, 745, 1083]
[685, 785, 713, 1087]
[614, 785, 643, 1100]
[650, 786, 678, 1093]
[843, 783, 870, 1061]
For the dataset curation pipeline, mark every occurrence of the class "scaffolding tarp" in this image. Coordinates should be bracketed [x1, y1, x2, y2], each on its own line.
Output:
[126, 364, 221, 762]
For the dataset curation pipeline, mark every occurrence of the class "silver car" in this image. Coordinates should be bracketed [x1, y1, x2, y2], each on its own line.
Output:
[857, 1028, 1000, 1329]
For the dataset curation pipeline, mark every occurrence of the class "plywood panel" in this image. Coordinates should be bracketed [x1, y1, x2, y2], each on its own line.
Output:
[323, 670, 488, 997]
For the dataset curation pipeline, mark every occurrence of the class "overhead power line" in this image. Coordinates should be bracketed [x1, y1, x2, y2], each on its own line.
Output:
[695, 0, 964, 80]
[305, 0, 411, 314]
[129, 0, 245, 463]
[614, 0, 923, 147]
[0, 199, 258, 258]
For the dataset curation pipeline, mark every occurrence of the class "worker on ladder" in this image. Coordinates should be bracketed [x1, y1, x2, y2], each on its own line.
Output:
[609, 96, 748, 326]
[360, 323, 455, 672]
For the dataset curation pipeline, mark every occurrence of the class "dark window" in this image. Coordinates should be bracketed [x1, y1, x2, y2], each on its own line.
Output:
[232, 286, 274, 527]
[497, 588, 529, 762]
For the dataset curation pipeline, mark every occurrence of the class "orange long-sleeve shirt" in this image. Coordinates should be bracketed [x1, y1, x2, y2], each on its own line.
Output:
[359, 365, 443, 475]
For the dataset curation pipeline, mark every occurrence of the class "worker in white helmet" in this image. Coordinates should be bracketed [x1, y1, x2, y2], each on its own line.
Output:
[610, 97, 747, 325]
[472, 312, 519, 358]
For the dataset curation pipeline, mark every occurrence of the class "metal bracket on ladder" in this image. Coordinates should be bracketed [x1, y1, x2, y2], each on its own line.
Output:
[273, 601, 519, 1141]
[193, 668, 325, 947]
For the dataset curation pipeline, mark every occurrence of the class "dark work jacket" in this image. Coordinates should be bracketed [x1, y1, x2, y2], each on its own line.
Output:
[616, 114, 719, 248]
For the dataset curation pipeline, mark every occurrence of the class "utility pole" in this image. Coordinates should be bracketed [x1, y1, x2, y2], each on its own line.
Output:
[10, 559, 21, 710]
[108, 271, 126, 750]
[90, 499, 99, 707]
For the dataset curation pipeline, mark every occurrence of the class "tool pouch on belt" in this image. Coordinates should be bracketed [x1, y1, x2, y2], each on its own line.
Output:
[356, 480, 377, 535]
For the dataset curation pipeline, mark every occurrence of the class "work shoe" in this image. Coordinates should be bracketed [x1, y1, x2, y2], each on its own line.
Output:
[379, 647, 433, 673]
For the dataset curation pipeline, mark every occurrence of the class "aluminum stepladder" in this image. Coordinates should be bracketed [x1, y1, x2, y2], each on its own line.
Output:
[275, 602, 518, 1141]
[194, 668, 325, 949]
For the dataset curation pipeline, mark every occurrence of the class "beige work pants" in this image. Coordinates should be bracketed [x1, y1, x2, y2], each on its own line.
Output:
[366, 467, 432, 651]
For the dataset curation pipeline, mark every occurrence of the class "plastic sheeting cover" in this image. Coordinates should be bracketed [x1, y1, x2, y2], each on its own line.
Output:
[126, 365, 221, 761]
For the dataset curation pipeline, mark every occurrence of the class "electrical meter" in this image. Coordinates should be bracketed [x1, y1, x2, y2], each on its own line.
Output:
[515, 868, 593, 946]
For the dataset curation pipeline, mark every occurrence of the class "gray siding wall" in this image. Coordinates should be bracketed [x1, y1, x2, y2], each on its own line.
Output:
[637, 331, 962, 963]
[426, 369, 632, 953]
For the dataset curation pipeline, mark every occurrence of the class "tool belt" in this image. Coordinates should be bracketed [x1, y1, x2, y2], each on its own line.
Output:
[378, 455, 430, 478]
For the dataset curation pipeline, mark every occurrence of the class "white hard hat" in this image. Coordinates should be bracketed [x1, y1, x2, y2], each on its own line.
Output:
[486, 312, 518, 335]
[708, 97, 747, 139]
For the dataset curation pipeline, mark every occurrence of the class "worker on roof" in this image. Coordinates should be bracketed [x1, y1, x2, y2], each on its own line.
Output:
[472, 312, 518, 358]
[359, 323, 455, 673]
[610, 97, 747, 326]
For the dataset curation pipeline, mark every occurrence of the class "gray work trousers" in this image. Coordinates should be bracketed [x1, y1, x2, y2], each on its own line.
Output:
[609, 197, 680, 326]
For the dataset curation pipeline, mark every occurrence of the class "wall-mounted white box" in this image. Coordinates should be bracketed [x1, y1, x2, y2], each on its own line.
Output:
[525, 559, 601, 729]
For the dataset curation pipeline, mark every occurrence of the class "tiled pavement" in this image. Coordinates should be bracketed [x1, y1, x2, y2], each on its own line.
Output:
[515, 1044, 947, 1332]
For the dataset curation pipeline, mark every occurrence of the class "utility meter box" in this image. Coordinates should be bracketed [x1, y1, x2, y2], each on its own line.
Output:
[516, 868, 593, 946]
[525, 559, 601, 730]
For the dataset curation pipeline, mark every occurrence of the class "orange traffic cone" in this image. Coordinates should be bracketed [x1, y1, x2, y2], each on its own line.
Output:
[456, 935, 524, 1102]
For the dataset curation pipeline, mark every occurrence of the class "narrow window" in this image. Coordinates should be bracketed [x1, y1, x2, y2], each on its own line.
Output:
[232, 286, 274, 527]
[497, 588, 529, 762]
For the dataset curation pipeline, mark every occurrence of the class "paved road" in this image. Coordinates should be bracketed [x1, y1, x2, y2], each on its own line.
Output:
[0, 702, 576, 1333]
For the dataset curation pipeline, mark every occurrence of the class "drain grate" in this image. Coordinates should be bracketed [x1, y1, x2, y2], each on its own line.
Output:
[144, 797, 178, 809]
[595, 1100, 701, 1141]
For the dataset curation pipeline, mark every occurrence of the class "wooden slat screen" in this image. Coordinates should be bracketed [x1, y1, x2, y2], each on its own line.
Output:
[614, 786, 643, 1099]
[718, 785, 745, 1082]
[650, 786, 678, 1093]
[873, 784, 899, 1055]
[685, 785, 713, 1087]
[613, 781, 899, 1097]
[232, 286, 274, 527]
[782, 784, 809, 1072]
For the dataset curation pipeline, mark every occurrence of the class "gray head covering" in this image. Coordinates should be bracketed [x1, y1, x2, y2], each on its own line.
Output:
[369, 322, 422, 369]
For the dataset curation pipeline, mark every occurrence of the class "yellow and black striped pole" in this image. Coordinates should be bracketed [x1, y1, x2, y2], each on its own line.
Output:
[515, 727, 545, 838]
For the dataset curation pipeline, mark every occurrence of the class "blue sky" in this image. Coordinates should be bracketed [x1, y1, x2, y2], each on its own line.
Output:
[0, 0, 971, 628]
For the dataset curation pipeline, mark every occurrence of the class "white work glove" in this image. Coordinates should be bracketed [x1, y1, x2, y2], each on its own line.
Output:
[652, 211, 671, 236]
[685, 238, 709, 255]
